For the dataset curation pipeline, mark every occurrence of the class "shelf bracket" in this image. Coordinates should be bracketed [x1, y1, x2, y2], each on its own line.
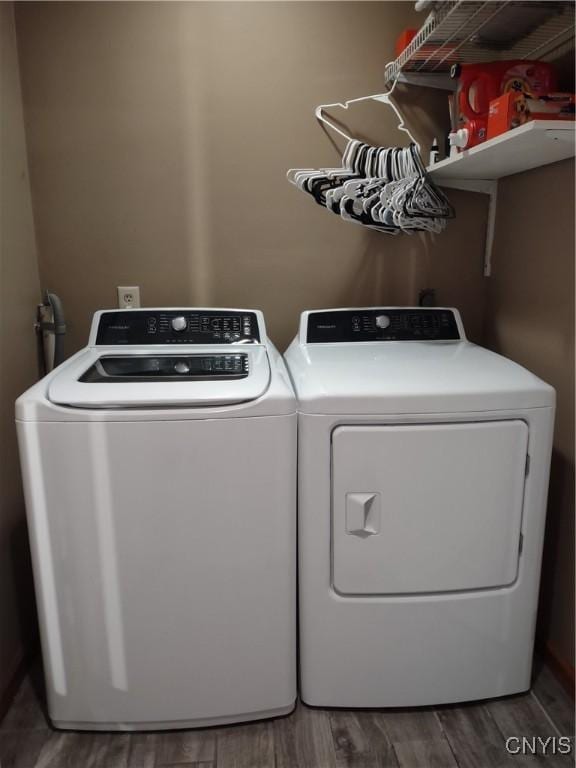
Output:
[435, 177, 498, 277]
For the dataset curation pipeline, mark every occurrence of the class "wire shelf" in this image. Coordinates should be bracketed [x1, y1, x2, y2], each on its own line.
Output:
[385, 1, 575, 84]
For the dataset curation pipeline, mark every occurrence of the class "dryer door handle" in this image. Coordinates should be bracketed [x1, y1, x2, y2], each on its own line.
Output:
[345, 493, 380, 537]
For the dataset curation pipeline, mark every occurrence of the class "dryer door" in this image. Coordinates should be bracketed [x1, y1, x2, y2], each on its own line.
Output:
[332, 420, 528, 595]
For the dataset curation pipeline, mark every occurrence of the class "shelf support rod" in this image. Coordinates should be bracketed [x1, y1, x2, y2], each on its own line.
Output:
[436, 178, 498, 277]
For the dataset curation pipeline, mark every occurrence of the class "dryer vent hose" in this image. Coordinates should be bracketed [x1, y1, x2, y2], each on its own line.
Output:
[36, 291, 67, 376]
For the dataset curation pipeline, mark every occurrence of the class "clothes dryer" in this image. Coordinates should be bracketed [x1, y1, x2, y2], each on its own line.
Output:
[17, 308, 296, 730]
[285, 307, 554, 707]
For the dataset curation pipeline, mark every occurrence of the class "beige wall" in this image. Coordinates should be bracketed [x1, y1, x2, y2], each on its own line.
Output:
[15, 1, 487, 354]
[0, 2, 41, 702]
[484, 159, 575, 669]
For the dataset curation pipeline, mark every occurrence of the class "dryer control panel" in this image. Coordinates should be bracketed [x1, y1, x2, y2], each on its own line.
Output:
[306, 309, 461, 343]
[95, 310, 261, 345]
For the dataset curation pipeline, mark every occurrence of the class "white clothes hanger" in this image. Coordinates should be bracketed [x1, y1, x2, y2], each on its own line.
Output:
[286, 66, 419, 183]
[286, 138, 360, 188]
[313, 67, 420, 149]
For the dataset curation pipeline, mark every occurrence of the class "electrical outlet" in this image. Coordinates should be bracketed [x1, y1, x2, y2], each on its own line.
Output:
[117, 286, 141, 309]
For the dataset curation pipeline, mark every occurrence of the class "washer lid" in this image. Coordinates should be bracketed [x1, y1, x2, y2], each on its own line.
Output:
[48, 346, 270, 408]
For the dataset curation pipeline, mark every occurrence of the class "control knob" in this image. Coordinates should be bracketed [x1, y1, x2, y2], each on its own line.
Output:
[375, 314, 391, 329]
[171, 315, 188, 332]
[174, 361, 190, 375]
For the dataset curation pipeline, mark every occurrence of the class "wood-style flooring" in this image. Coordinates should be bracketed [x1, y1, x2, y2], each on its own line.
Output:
[1, 659, 573, 768]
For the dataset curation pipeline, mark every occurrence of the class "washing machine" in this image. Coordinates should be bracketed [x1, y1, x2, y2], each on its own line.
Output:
[16, 308, 296, 730]
[284, 306, 555, 707]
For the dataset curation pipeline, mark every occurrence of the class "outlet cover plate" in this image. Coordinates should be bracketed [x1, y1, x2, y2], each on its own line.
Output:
[117, 286, 141, 309]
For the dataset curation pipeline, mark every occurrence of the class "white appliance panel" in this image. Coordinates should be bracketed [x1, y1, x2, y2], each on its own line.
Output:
[296, 408, 554, 707]
[18, 414, 296, 728]
[332, 421, 528, 595]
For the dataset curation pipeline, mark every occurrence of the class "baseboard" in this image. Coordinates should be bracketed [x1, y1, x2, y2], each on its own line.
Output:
[543, 641, 575, 699]
[0, 649, 30, 724]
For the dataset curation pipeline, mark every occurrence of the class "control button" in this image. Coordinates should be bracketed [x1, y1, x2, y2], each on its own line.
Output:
[171, 316, 188, 332]
[174, 361, 190, 374]
[375, 314, 391, 329]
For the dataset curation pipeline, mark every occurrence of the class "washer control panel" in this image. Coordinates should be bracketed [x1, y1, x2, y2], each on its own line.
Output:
[95, 310, 260, 345]
[306, 309, 461, 343]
